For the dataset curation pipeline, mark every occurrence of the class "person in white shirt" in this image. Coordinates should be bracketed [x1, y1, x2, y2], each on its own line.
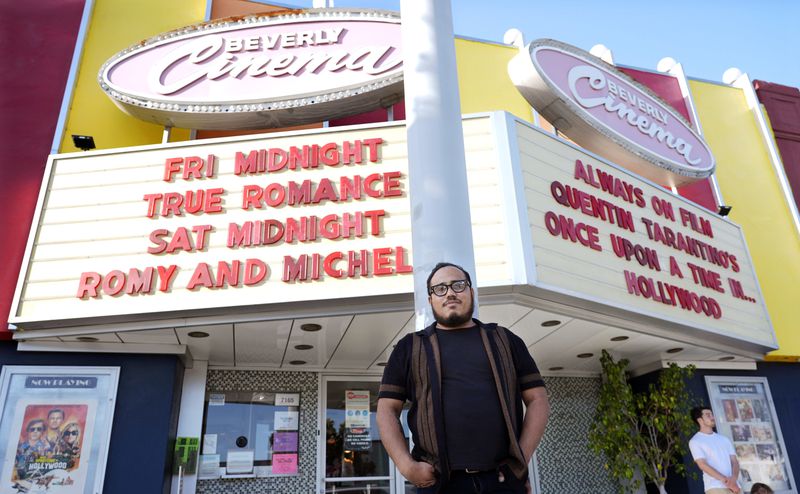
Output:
[689, 406, 741, 494]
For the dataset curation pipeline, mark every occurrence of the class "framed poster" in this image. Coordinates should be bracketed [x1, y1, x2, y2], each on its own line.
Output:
[0, 367, 119, 494]
[706, 376, 796, 494]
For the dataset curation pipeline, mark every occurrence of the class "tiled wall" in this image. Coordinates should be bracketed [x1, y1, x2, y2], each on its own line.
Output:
[536, 376, 616, 494]
[197, 370, 319, 494]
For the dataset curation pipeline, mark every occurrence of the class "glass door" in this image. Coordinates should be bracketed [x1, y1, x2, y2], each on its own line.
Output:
[393, 425, 413, 494]
[322, 377, 394, 494]
[321, 376, 541, 494]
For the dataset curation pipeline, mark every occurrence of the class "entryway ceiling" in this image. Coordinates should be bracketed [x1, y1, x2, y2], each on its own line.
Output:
[18, 302, 754, 376]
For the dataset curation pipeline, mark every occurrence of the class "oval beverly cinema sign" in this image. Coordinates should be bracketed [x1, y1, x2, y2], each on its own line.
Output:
[508, 39, 715, 186]
[99, 9, 403, 130]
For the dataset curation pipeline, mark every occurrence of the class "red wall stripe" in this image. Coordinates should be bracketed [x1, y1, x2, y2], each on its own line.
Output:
[619, 67, 717, 212]
[0, 0, 86, 337]
[754, 80, 800, 211]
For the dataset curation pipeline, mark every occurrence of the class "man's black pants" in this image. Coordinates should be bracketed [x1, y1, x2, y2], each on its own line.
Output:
[418, 468, 526, 494]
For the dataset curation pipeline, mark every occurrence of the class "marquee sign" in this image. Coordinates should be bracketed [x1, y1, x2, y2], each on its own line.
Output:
[10, 116, 515, 330]
[99, 9, 403, 130]
[511, 117, 773, 348]
[508, 39, 715, 187]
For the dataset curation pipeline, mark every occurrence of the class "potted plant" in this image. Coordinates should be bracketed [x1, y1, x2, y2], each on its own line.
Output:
[589, 350, 697, 494]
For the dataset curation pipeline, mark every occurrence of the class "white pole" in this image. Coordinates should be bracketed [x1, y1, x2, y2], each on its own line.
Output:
[170, 361, 208, 494]
[400, 0, 477, 329]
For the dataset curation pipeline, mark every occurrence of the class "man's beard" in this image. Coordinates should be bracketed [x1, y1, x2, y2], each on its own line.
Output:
[433, 297, 474, 327]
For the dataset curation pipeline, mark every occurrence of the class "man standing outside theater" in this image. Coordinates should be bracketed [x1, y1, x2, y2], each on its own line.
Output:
[689, 406, 741, 494]
[377, 262, 550, 493]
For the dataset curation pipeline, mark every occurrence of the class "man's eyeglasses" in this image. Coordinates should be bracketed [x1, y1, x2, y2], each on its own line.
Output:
[64, 430, 79, 436]
[428, 280, 470, 297]
[28, 426, 44, 432]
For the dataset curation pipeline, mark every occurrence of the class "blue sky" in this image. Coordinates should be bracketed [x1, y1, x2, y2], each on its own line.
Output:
[288, 0, 800, 87]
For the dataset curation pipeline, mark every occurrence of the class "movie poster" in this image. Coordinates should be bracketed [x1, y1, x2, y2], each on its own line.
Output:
[1, 399, 96, 494]
[722, 399, 738, 422]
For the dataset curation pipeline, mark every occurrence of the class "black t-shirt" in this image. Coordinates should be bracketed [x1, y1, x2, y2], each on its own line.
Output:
[436, 326, 509, 470]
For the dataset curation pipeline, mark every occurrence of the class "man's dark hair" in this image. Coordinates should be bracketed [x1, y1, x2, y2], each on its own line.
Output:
[48, 408, 65, 419]
[27, 419, 45, 431]
[750, 483, 774, 494]
[426, 262, 472, 290]
[690, 406, 711, 423]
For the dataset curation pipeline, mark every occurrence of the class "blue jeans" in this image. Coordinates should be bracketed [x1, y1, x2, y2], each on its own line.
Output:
[418, 467, 526, 494]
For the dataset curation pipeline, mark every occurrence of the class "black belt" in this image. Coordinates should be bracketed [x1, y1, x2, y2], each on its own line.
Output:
[452, 467, 494, 474]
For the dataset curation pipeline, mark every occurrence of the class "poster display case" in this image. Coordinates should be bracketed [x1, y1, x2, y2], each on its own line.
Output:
[0, 366, 119, 494]
[706, 376, 796, 493]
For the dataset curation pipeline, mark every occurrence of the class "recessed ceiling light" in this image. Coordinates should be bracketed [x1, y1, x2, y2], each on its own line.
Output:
[289, 360, 307, 365]
[76, 336, 98, 342]
[294, 344, 313, 350]
[300, 323, 322, 332]
[610, 336, 629, 342]
[188, 331, 209, 338]
[719, 356, 735, 361]
[541, 320, 561, 327]
[666, 347, 684, 354]
[548, 366, 564, 371]
[377, 362, 388, 367]
[577, 353, 593, 358]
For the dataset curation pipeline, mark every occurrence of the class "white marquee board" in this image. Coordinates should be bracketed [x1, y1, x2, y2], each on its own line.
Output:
[513, 118, 775, 348]
[10, 117, 512, 329]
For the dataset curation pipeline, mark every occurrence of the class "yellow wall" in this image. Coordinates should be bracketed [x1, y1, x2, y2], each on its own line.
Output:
[455, 38, 534, 122]
[690, 80, 800, 359]
[58, 0, 205, 152]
